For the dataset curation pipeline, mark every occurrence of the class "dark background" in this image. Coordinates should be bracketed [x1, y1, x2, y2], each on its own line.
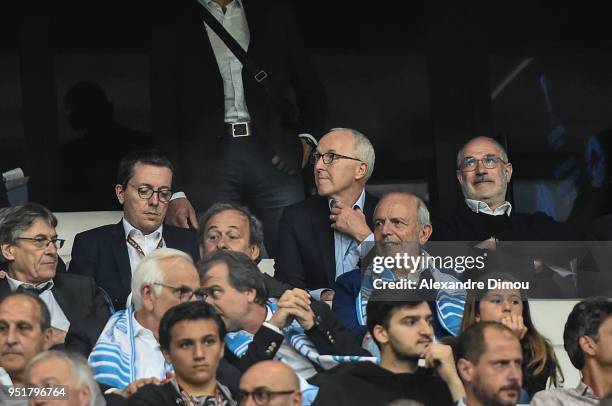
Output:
[2, 1, 612, 220]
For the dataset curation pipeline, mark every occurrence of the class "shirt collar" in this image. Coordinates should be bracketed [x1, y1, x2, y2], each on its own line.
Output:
[132, 310, 158, 340]
[465, 198, 512, 216]
[122, 217, 163, 239]
[202, 0, 242, 10]
[328, 188, 366, 212]
[576, 381, 597, 398]
[6, 275, 54, 292]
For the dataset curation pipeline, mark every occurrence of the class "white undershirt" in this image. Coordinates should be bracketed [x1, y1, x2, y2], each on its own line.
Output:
[6, 276, 70, 332]
[122, 219, 164, 274]
[132, 314, 167, 380]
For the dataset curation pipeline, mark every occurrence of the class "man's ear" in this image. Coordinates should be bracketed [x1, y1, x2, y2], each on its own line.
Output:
[1, 244, 14, 261]
[115, 184, 125, 205]
[419, 224, 433, 245]
[77, 384, 92, 406]
[245, 288, 257, 304]
[42, 328, 54, 351]
[162, 348, 172, 364]
[141, 284, 156, 311]
[456, 358, 474, 383]
[579, 335, 597, 358]
[504, 162, 513, 184]
[372, 325, 389, 345]
[248, 244, 260, 262]
[354, 162, 368, 181]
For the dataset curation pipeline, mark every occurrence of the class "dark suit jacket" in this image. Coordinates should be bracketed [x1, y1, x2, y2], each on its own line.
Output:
[151, 0, 327, 207]
[67, 221, 200, 311]
[275, 193, 379, 291]
[0, 273, 109, 353]
[0, 179, 8, 207]
[224, 299, 371, 373]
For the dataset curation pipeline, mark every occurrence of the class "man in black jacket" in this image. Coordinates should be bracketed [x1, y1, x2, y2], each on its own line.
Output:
[152, 0, 327, 258]
[311, 297, 464, 406]
[68, 150, 199, 311]
[275, 128, 378, 302]
[198, 250, 373, 378]
[0, 203, 109, 350]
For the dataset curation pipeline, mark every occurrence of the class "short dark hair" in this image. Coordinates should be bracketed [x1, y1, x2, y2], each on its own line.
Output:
[456, 321, 516, 364]
[198, 202, 264, 252]
[197, 250, 268, 305]
[564, 298, 612, 370]
[0, 203, 57, 261]
[366, 290, 426, 348]
[116, 149, 174, 189]
[0, 291, 51, 332]
[159, 301, 226, 351]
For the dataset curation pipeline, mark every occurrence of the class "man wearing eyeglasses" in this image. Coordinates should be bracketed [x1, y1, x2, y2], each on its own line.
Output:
[0, 203, 109, 349]
[129, 301, 237, 405]
[68, 149, 200, 311]
[275, 128, 379, 302]
[433, 136, 583, 243]
[238, 361, 302, 406]
[89, 248, 203, 395]
[431, 136, 586, 296]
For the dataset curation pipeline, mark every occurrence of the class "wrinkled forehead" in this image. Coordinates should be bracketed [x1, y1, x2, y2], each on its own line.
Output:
[460, 138, 503, 160]
[202, 262, 230, 286]
[0, 297, 42, 325]
[206, 210, 250, 233]
[318, 130, 356, 153]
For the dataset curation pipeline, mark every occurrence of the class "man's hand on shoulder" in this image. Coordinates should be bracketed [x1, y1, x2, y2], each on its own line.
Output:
[166, 197, 197, 229]
[330, 201, 371, 242]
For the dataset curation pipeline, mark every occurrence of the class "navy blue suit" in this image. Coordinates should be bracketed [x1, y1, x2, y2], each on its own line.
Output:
[67, 221, 199, 311]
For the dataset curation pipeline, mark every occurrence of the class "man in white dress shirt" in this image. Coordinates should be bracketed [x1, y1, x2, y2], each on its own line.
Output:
[68, 150, 199, 311]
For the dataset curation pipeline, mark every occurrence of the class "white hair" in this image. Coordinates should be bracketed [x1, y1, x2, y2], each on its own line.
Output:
[330, 127, 376, 180]
[130, 248, 193, 309]
[25, 350, 105, 406]
[416, 199, 431, 227]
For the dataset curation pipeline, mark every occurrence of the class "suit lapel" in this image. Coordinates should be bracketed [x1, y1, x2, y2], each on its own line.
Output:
[0, 279, 11, 298]
[312, 197, 335, 286]
[363, 192, 378, 230]
[112, 221, 133, 291]
[51, 275, 71, 319]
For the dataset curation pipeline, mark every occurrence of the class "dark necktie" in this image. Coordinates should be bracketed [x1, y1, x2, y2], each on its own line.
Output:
[17, 282, 52, 296]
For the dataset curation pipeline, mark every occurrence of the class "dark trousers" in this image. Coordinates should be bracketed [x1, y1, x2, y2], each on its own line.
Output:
[215, 136, 304, 257]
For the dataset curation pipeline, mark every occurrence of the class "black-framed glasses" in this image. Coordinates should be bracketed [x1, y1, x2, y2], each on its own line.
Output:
[128, 184, 173, 203]
[16, 237, 65, 250]
[310, 151, 362, 165]
[458, 155, 508, 172]
[238, 388, 296, 405]
[152, 283, 206, 302]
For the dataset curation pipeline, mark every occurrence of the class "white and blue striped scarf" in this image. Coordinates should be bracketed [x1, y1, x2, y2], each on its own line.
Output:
[88, 305, 172, 389]
[225, 300, 377, 405]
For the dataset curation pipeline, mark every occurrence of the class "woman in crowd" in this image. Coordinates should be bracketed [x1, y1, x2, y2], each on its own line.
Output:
[460, 272, 563, 400]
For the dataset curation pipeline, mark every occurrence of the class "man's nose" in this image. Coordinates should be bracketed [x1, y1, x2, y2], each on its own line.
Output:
[475, 159, 488, 175]
[44, 241, 58, 256]
[507, 363, 522, 383]
[193, 342, 206, 359]
[148, 192, 160, 206]
[6, 325, 19, 345]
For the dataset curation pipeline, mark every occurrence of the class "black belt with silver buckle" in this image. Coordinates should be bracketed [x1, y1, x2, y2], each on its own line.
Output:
[225, 122, 251, 137]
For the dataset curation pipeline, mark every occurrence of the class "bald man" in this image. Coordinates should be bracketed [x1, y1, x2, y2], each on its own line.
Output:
[432, 136, 582, 243]
[332, 192, 465, 347]
[239, 361, 302, 406]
